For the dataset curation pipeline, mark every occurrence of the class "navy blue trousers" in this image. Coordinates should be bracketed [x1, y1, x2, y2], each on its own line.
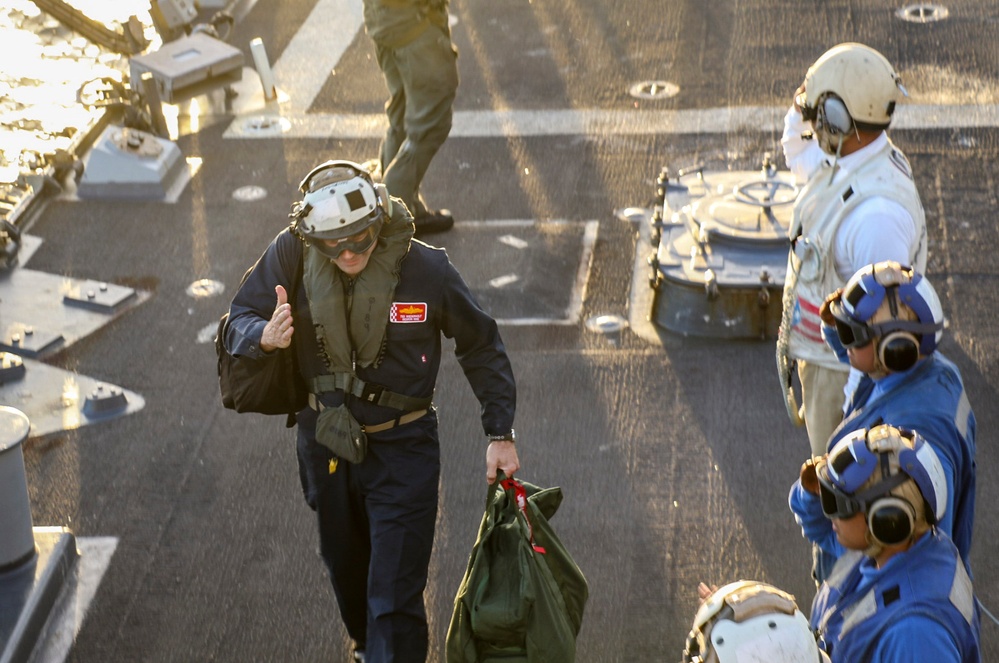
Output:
[315, 426, 440, 663]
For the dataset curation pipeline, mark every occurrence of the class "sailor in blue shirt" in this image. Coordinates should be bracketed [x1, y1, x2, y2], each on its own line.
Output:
[805, 425, 979, 662]
[224, 161, 519, 663]
[789, 261, 975, 583]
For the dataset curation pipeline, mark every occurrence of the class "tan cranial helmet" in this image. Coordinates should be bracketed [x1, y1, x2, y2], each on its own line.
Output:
[682, 582, 824, 663]
[803, 43, 906, 129]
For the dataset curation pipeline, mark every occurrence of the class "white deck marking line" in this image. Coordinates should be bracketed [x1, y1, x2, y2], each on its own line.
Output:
[225, 105, 999, 140]
[233, 0, 999, 139]
[271, 0, 365, 113]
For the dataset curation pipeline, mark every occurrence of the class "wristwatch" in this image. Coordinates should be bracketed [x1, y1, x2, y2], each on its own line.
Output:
[487, 429, 516, 443]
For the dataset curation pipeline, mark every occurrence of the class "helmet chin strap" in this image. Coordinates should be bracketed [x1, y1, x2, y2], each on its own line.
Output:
[819, 130, 845, 184]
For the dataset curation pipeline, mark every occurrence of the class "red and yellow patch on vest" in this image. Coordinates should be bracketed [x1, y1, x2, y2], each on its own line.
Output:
[390, 302, 428, 323]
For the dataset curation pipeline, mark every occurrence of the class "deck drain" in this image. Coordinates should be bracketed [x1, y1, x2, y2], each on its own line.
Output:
[585, 314, 628, 334]
[241, 115, 292, 135]
[232, 185, 267, 201]
[186, 279, 225, 299]
[615, 207, 650, 224]
[896, 4, 949, 22]
[628, 81, 680, 100]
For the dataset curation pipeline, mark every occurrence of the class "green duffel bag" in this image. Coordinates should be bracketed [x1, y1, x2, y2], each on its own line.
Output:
[446, 474, 588, 663]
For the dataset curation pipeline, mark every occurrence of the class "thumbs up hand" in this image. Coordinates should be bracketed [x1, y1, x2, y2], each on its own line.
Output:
[261, 285, 294, 352]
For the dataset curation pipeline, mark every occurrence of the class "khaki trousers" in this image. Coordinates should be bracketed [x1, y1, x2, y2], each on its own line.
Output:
[797, 360, 850, 457]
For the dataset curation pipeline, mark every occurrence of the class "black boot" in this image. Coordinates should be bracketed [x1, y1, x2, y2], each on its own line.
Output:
[413, 209, 454, 235]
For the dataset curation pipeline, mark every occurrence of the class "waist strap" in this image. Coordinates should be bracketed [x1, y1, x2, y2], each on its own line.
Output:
[311, 373, 432, 412]
[307, 393, 428, 433]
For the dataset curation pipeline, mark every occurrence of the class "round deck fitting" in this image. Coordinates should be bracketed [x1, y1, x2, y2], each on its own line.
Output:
[585, 314, 628, 334]
[186, 278, 225, 298]
[628, 81, 680, 100]
[82, 384, 128, 417]
[896, 4, 949, 22]
[241, 115, 291, 136]
[232, 185, 267, 202]
[615, 207, 650, 224]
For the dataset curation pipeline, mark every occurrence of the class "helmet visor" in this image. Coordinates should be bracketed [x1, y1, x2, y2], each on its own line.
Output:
[303, 163, 365, 195]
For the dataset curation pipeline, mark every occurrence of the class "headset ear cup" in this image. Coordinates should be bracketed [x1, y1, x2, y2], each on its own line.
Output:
[878, 331, 920, 372]
[374, 183, 392, 216]
[868, 497, 915, 546]
[821, 96, 853, 135]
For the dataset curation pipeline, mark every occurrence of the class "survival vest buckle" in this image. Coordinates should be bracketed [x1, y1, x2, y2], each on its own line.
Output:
[360, 381, 384, 403]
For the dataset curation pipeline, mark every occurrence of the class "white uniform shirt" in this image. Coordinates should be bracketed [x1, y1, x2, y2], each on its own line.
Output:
[781, 106, 919, 281]
[782, 106, 922, 402]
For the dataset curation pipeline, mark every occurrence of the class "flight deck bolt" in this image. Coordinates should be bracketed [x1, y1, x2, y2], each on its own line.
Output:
[0, 352, 26, 384]
[83, 383, 128, 417]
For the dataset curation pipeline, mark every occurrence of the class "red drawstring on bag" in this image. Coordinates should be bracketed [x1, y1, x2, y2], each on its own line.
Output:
[501, 477, 546, 554]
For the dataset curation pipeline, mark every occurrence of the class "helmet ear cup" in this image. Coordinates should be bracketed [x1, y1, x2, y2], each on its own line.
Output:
[820, 96, 853, 135]
[878, 331, 920, 372]
[374, 182, 392, 216]
[867, 496, 915, 546]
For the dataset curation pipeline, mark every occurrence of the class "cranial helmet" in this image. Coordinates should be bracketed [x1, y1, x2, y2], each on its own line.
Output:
[817, 425, 947, 551]
[802, 43, 906, 132]
[291, 160, 387, 258]
[682, 581, 825, 663]
[829, 261, 945, 372]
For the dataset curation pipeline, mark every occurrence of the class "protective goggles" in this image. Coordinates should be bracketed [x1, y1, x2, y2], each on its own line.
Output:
[817, 468, 865, 519]
[830, 298, 943, 350]
[817, 461, 908, 520]
[315, 223, 379, 259]
[829, 299, 878, 348]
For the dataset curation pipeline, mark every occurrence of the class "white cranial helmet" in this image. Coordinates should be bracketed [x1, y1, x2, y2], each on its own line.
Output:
[293, 160, 386, 242]
[802, 43, 906, 130]
[682, 581, 825, 663]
